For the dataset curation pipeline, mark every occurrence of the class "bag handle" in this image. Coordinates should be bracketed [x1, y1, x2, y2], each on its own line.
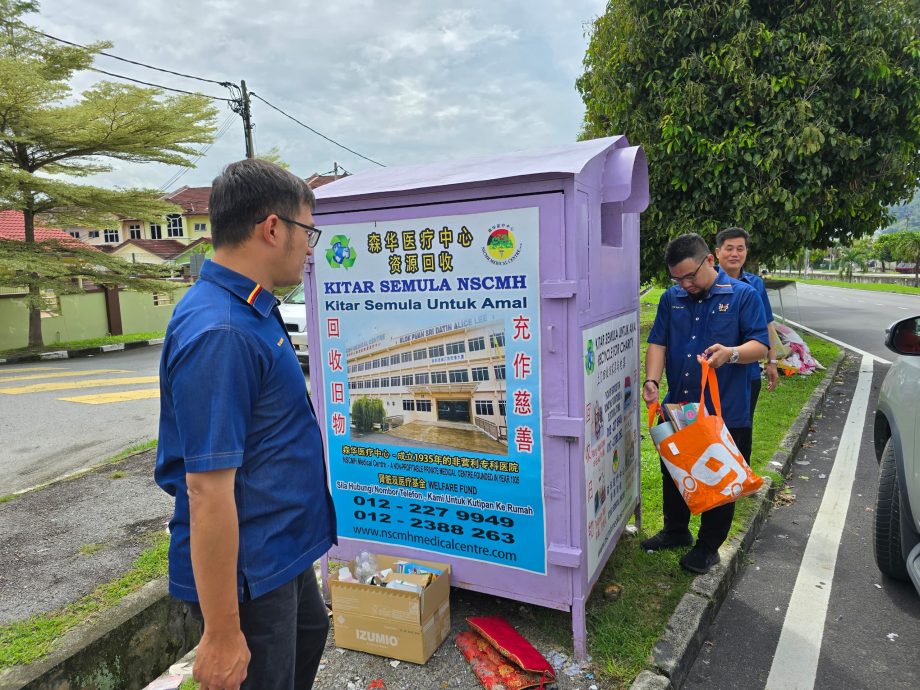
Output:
[698, 357, 722, 417]
[647, 401, 661, 429]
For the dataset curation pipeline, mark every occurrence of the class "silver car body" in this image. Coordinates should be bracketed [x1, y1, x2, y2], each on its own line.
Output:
[874, 315, 920, 592]
[278, 283, 309, 363]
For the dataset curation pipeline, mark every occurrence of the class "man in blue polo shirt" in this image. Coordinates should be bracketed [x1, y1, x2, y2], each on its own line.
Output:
[714, 226, 780, 418]
[641, 233, 768, 574]
[155, 159, 336, 690]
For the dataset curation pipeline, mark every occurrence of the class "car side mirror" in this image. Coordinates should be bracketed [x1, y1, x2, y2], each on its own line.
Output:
[885, 316, 920, 356]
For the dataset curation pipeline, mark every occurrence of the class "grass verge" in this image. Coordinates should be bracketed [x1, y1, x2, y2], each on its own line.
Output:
[0, 531, 169, 669]
[0, 331, 165, 358]
[534, 287, 840, 687]
[787, 277, 919, 295]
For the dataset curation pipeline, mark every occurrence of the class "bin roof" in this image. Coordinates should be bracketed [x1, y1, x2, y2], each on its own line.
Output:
[315, 136, 629, 201]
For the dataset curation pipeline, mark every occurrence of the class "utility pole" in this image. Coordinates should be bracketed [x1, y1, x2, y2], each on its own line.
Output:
[226, 80, 255, 159]
[240, 80, 254, 159]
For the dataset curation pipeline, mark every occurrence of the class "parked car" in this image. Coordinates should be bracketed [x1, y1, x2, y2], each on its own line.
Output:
[873, 314, 920, 594]
[895, 262, 917, 274]
[278, 283, 309, 366]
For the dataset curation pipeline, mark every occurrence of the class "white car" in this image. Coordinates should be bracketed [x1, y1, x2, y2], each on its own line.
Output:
[874, 314, 920, 594]
[278, 283, 309, 366]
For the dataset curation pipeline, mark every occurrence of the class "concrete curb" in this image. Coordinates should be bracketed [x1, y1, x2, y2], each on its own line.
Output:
[631, 350, 847, 689]
[0, 338, 164, 366]
[0, 578, 199, 690]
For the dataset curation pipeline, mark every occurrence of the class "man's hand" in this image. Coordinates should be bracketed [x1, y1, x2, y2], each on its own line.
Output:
[642, 381, 659, 406]
[700, 344, 733, 368]
[765, 362, 779, 391]
[193, 627, 251, 690]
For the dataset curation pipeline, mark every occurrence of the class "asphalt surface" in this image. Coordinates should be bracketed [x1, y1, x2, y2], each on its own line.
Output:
[0, 348, 162, 495]
[768, 282, 919, 361]
[0, 448, 172, 625]
[684, 357, 920, 689]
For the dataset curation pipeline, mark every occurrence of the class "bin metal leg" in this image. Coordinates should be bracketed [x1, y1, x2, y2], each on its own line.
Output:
[572, 594, 588, 662]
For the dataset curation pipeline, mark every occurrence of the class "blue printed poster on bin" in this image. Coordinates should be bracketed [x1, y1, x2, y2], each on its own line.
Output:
[314, 206, 546, 574]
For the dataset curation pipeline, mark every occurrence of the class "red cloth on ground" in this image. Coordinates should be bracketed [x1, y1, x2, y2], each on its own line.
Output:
[455, 631, 552, 690]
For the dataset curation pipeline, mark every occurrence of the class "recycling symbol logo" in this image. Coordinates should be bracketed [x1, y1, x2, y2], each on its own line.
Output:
[585, 339, 595, 374]
[326, 235, 357, 269]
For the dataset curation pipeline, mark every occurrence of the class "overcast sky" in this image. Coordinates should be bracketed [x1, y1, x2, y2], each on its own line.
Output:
[34, 0, 607, 192]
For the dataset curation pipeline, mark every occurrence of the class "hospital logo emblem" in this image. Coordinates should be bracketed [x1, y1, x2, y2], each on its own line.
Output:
[483, 224, 521, 264]
[326, 235, 357, 269]
[585, 339, 596, 374]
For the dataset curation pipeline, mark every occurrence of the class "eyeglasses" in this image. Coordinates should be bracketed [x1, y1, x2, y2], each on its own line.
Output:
[256, 215, 322, 248]
[670, 256, 707, 284]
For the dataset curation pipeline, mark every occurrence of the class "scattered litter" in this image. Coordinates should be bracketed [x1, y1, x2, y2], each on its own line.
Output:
[563, 662, 584, 677]
[887, 633, 899, 642]
[142, 677, 183, 690]
[547, 651, 569, 668]
[336, 648, 347, 654]
[389, 660, 400, 668]
[818, 474, 826, 479]
[775, 607, 780, 612]
[795, 460, 811, 466]
[799, 475, 811, 481]
[770, 461, 783, 467]
[875, 584, 882, 589]
[368, 680, 387, 690]
[624, 524, 638, 536]
[777, 534, 789, 539]
[657, 582, 671, 592]
[589, 685, 599, 690]
[604, 583, 623, 600]
[756, 566, 761, 571]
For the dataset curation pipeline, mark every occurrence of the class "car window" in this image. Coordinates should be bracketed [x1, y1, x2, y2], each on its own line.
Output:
[284, 284, 305, 304]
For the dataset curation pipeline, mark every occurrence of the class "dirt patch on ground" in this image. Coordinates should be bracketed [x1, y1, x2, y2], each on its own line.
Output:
[0, 449, 172, 625]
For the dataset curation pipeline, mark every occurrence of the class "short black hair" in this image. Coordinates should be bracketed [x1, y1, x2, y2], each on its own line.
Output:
[209, 158, 316, 249]
[714, 226, 750, 249]
[665, 233, 710, 267]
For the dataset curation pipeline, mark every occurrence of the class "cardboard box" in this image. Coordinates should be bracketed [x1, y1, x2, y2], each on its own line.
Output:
[330, 555, 451, 663]
[333, 601, 450, 664]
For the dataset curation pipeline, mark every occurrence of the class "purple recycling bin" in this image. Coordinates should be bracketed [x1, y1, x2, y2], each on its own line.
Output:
[307, 136, 648, 659]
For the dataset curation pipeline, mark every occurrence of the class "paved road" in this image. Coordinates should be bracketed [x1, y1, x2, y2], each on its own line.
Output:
[686, 357, 920, 688]
[0, 346, 312, 494]
[768, 282, 919, 361]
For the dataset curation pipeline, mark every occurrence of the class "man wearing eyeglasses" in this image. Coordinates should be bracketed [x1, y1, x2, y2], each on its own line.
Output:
[641, 233, 768, 574]
[155, 158, 336, 690]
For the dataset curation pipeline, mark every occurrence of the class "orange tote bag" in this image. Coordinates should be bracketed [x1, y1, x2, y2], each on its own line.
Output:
[647, 359, 763, 515]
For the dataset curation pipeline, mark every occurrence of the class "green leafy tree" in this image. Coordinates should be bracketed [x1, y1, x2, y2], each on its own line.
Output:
[888, 230, 920, 286]
[872, 232, 901, 272]
[577, 0, 920, 281]
[0, 1, 218, 347]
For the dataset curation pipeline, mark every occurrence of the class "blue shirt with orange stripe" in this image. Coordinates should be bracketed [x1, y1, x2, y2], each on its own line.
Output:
[737, 270, 774, 382]
[155, 260, 336, 602]
[647, 269, 769, 428]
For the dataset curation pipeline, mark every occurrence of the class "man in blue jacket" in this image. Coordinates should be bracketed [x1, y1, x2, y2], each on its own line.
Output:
[156, 159, 336, 690]
[714, 226, 780, 419]
[642, 234, 768, 573]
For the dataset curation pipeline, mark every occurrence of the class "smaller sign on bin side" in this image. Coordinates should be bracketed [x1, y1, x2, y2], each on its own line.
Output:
[582, 312, 640, 577]
[315, 206, 546, 573]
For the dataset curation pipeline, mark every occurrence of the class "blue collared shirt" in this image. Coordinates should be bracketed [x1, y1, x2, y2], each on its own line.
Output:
[648, 269, 769, 428]
[155, 260, 337, 602]
[737, 270, 774, 382]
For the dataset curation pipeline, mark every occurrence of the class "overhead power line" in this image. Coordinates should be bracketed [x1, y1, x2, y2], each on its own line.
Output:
[87, 66, 233, 101]
[28, 26, 232, 87]
[16, 21, 382, 166]
[250, 93, 385, 167]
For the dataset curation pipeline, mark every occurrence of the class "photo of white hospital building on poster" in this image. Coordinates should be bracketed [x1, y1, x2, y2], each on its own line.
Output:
[345, 316, 509, 456]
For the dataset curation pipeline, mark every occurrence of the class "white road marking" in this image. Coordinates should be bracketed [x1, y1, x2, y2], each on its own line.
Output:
[775, 316, 891, 365]
[766, 355, 874, 690]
